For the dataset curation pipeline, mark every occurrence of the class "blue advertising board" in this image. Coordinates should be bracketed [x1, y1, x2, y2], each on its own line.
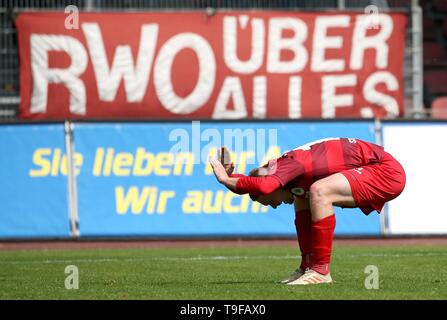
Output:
[0, 124, 70, 238]
[74, 121, 381, 237]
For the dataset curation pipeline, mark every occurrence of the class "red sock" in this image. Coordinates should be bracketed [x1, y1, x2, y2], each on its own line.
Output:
[295, 209, 313, 270]
[311, 214, 336, 275]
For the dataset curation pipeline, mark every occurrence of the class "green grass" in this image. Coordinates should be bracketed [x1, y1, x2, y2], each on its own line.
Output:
[0, 244, 446, 299]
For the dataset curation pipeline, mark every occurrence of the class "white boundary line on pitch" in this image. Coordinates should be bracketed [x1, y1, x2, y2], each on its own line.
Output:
[0, 252, 447, 265]
[0, 255, 299, 265]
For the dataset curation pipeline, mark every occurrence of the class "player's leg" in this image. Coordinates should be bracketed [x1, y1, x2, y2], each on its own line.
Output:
[309, 173, 355, 221]
[294, 197, 312, 271]
[281, 197, 311, 283]
[309, 173, 353, 274]
[287, 173, 353, 285]
[289, 159, 406, 285]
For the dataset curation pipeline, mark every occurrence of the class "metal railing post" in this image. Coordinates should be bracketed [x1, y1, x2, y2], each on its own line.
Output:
[411, 0, 424, 118]
[64, 121, 80, 238]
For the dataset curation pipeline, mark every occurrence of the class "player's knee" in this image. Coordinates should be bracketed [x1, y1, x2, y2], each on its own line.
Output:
[309, 182, 330, 205]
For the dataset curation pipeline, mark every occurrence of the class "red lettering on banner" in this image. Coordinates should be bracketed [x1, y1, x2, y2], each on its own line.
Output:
[16, 12, 407, 119]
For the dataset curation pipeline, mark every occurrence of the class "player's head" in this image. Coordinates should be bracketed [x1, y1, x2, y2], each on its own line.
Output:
[248, 165, 294, 209]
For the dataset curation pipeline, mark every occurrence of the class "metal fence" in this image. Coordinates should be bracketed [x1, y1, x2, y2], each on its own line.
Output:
[0, 0, 421, 119]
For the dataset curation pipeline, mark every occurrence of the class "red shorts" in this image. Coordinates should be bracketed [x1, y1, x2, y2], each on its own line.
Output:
[341, 152, 406, 215]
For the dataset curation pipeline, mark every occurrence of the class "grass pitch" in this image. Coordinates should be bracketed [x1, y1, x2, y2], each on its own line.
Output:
[0, 244, 446, 299]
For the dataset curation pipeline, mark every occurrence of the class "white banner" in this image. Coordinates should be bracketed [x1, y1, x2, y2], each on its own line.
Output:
[383, 123, 447, 234]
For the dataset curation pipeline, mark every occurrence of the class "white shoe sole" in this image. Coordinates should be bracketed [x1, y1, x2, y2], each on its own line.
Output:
[286, 274, 333, 285]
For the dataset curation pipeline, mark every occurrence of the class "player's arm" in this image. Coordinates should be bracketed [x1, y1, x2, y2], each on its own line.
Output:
[209, 158, 239, 192]
[209, 158, 281, 195]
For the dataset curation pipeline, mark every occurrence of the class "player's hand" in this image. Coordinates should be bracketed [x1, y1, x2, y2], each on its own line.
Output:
[209, 158, 229, 184]
[217, 146, 234, 175]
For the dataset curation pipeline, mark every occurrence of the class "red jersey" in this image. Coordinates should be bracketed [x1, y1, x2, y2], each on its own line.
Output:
[267, 138, 385, 194]
[233, 137, 405, 215]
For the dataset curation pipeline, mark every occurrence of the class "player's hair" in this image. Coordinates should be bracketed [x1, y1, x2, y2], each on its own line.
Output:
[249, 194, 259, 201]
[248, 164, 269, 201]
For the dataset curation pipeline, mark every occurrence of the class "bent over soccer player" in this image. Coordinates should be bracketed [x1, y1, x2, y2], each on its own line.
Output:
[209, 138, 406, 285]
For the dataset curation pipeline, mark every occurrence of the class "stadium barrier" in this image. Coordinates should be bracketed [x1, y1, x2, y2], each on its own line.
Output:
[1, 120, 381, 239]
[381, 121, 447, 235]
[2, 120, 445, 239]
[0, 124, 70, 238]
